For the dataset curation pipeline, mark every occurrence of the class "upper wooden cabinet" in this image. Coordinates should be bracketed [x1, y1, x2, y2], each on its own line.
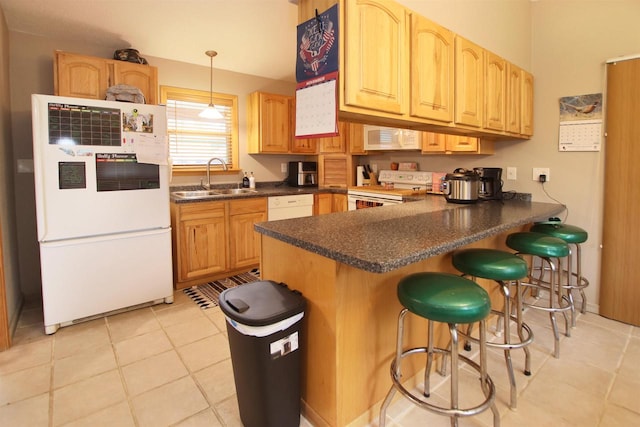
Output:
[348, 123, 367, 154]
[248, 92, 318, 154]
[54, 51, 158, 104]
[484, 50, 507, 132]
[520, 70, 534, 136]
[422, 132, 493, 155]
[248, 92, 292, 154]
[410, 13, 455, 123]
[454, 36, 484, 128]
[343, 0, 408, 115]
[298, 0, 533, 140]
[506, 62, 522, 134]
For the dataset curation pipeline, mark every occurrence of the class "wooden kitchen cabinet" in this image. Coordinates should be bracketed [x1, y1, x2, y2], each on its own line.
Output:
[54, 50, 158, 104]
[454, 36, 484, 128]
[410, 13, 454, 123]
[298, 0, 533, 141]
[317, 121, 348, 153]
[506, 62, 522, 135]
[248, 92, 292, 154]
[333, 194, 348, 213]
[313, 193, 333, 215]
[520, 70, 534, 136]
[348, 123, 367, 154]
[484, 50, 507, 132]
[422, 132, 493, 155]
[172, 201, 227, 286]
[171, 197, 267, 289]
[343, 0, 408, 115]
[229, 198, 267, 270]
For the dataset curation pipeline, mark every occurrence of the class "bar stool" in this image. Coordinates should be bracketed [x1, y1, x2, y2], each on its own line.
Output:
[450, 248, 532, 410]
[379, 272, 499, 427]
[506, 232, 571, 358]
[530, 221, 589, 327]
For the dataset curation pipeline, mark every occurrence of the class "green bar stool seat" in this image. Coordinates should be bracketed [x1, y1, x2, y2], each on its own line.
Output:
[451, 248, 532, 410]
[506, 232, 571, 358]
[531, 220, 589, 326]
[379, 272, 499, 427]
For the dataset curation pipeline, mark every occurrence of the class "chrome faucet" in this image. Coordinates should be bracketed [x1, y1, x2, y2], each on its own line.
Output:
[205, 157, 228, 189]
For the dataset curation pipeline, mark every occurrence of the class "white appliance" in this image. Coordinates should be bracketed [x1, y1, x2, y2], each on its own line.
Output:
[31, 94, 173, 334]
[363, 125, 421, 151]
[268, 194, 314, 220]
[348, 170, 432, 211]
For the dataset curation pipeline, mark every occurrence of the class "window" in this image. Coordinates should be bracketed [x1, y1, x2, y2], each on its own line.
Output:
[160, 86, 239, 173]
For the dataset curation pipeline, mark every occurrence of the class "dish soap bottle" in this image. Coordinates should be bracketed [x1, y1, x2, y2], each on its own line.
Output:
[242, 172, 250, 188]
[249, 172, 256, 189]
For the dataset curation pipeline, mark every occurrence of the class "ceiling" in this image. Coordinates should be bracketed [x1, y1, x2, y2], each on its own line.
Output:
[0, 0, 300, 82]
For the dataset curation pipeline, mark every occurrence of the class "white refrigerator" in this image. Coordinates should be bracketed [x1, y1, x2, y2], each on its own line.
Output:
[31, 94, 174, 334]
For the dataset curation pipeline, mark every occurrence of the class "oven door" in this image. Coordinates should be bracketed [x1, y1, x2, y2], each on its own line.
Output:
[347, 191, 403, 211]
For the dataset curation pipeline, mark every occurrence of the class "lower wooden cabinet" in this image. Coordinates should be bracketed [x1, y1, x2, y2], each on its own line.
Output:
[314, 193, 348, 215]
[172, 201, 227, 286]
[171, 197, 267, 289]
[229, 198, 267, 269]
[314, 193, 333, 215]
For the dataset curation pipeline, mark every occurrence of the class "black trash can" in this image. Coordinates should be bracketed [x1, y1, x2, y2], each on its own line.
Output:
[218, 280, 306, 427]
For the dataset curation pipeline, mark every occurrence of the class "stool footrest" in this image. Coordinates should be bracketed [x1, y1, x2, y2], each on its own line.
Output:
[391, 346, 496, 418]
[459, 312, 534, 351]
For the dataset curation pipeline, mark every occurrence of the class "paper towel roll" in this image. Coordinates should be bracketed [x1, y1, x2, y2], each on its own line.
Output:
[356, 166, 364, 187]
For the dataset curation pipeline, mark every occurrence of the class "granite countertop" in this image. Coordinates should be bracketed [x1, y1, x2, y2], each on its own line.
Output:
[254, 197, 565, 274]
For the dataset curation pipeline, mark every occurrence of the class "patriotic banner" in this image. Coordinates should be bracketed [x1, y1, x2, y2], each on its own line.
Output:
[296, 4, 339, 82]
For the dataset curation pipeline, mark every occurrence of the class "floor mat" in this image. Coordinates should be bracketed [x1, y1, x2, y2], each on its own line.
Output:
[183, 268, 260, 309]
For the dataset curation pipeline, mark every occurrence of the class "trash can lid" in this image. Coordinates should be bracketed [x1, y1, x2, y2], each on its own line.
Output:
[218, 280, 306, 327]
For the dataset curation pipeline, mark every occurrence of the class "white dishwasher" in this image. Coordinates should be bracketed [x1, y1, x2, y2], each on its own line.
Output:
[268, 194, 314, 220]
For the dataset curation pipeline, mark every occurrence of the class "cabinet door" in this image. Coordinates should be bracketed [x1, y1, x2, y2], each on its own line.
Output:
[318, 121, 348, 153]
[410, 14, 454, 122]
[348, 123, 367, 154]
[506, 62, 522, 135]
[445, 135, 478, 152]
[344, 0, 408, 114]
[484, 51, 506, 131]
[248, 92, 291, 153]
[314, 193, 333, 215]
[454, 36, 484, 128]
[177, 203, 227, 282]
[112, 61, 158, 104]
[332, 194, 348, 213]
[421, 132, 446, 153]
[521, 70, 534, 136]
[54, 52, 110, 100]
[229, 199, 267, 269]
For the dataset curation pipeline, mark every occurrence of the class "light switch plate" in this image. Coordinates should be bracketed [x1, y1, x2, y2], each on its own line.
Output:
[507, 167, 517, 180]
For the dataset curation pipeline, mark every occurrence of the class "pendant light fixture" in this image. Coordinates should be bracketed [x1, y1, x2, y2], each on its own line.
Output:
[199, 50, 223, 119]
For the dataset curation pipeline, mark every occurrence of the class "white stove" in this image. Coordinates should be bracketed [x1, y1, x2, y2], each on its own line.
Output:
[347, 170, 433, 210]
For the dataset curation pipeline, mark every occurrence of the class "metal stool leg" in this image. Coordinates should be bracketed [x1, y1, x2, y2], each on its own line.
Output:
[379, 309, 408, 427]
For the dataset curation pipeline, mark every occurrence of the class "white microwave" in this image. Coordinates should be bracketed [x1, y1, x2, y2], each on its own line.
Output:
[363, 125, 421, 151]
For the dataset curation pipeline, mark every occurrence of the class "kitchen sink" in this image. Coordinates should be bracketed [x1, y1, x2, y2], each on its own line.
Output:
[172, 188, 258, 199]
[212, 188, 258, 195]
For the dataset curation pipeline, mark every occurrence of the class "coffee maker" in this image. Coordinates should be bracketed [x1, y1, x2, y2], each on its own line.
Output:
[474, 167, 503, 200]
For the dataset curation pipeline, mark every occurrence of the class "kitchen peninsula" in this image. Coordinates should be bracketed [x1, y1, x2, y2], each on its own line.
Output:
[255, 197, 564, 427]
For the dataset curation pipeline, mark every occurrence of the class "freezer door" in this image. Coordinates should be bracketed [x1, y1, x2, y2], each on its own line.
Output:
[32, 94, 170, 242]
[39, 228, 173, 333]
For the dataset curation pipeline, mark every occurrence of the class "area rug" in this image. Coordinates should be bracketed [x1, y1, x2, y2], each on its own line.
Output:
[183, 268, 260, 309]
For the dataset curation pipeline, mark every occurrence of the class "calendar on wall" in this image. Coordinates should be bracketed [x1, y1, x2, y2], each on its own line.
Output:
[558, 93, 603, 151]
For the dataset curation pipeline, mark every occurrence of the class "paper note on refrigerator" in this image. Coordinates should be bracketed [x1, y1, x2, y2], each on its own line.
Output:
[134, 133, 169, 165]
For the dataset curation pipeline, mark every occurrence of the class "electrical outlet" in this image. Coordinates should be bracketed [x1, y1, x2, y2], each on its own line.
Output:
[281, 163, 287, 173]
[532, 168, 550, 182]
[507, 167, 517, 180]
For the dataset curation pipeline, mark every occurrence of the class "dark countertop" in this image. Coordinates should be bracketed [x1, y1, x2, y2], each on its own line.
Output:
[254, 197, 564, 273]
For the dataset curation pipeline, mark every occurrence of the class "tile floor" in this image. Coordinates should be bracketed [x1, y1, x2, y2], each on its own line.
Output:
[0, 289, 638, 427]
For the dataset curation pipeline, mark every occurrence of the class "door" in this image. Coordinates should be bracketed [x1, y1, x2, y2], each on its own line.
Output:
[600, 57, 640, 326]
